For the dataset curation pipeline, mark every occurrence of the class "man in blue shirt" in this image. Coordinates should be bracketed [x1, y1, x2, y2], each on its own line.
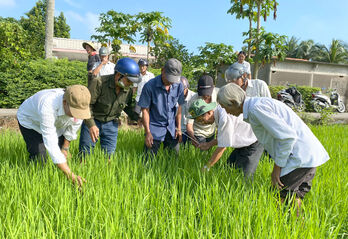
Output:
[138, 58, 185, 159]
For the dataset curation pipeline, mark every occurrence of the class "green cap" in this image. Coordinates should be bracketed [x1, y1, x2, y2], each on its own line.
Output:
[188, 99, 217, 119]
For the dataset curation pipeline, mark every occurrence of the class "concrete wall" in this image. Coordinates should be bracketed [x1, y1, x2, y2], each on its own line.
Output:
[217, 59, 348, 109]
[52, 37, 153, 62]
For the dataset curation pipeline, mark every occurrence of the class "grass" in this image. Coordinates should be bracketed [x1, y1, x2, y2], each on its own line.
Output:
[0, 125, 347, 238]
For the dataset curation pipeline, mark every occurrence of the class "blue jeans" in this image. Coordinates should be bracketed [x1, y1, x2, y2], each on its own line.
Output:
[79, 119, 118, 156]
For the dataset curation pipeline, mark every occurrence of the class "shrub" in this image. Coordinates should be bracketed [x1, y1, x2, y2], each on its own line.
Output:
[0, 58, 87, 108]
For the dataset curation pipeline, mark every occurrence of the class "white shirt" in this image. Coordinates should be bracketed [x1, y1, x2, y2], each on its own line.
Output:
[232, 61, 251, 74]
[135, 71, 155, 102]
[214, 105, 257, 148]
[92, 61, 115, 76]
[181, 89, 196, 132]
[243, 97, 329, 177]
[187, 87, 219, 138]
[246, 79, 271, 98]
[17, 89, 83, 164]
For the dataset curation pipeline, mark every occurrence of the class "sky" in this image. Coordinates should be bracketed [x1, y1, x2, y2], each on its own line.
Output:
[1, 0, 348, 54]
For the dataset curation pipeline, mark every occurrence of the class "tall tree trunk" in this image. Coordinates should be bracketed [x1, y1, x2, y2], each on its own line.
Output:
[147, 41, 150, 62]
[45, 0, 55, 59]
[247, 9, 252, 62]
[253, 1, 261, 79]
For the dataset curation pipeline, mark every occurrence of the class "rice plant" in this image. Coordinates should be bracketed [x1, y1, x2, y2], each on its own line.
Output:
[0, 125, 347, 238]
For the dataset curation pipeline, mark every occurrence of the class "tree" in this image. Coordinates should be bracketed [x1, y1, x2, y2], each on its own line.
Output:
[227, 0, 279, 78]
[44, 0, 54, 59]
[92, 11, 137, 60]
[0, 19, 30, 69]
[55, 12, 70, 38]
[285, 36, 299, 58]
[20, 0, 70, 58]
[312, 39, 348, 64]
[243, 27, 287, 67]
[136, 12, 172, 61]
[296, 39, 316, 60]
[196, 42, 236, 82]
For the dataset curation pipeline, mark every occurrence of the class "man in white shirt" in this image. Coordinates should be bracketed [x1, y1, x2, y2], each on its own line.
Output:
[231, 51, 251, 80]
[225, 64, 271, 98]
[186, 75, 219, 147]
[17, 85, 91, 187]
[92, 47, 115, 77]
[134, 59, 155, 115]
[180, 76, 196, 145]
[189, 99, 263, 178]
[217, 83, 330, 212]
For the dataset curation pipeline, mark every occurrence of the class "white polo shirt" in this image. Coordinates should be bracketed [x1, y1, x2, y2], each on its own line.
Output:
[92, 61, 115, 76]
[214, 105, 257, 148]
[181, 89, 196, 132]
[243, 97, 330, 177]
[232, 61, 251, 74]
[135, 71, 155, 102]
[17, 89, 83, 164]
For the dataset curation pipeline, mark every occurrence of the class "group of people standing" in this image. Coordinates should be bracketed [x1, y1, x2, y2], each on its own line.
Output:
[16, 45, 329, 214]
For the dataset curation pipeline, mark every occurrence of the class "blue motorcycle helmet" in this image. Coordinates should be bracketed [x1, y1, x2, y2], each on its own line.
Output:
[115, 57, 141, 84]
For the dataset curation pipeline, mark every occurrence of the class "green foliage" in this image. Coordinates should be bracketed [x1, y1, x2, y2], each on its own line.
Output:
[136, 12, 172, 60]
[0, 125, 347, 237]
[0, 19, 31, 71]
[195, 42, 236, 83]
[312, 39, 348, 64]
[0, 59, 86, 108]
[269, 85, 321, 112]
[19, 0, 70, 58]
[92, 11, 137, 58]
[54, 12, 71, 39]
[243, 27, 287, 64]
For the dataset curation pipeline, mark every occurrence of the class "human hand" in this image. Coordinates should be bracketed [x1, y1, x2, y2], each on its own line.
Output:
[101, 57, 108, 65]
[175, 130, 182, 143]
[89, 126, 99, 143]
[145, 132, 153, 148]
[271, 164, 284, 189]
[71, 173, 87, 188]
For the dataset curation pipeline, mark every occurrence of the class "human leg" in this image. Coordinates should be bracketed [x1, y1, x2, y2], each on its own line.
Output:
[163, 131, 179, 155]
[99, 120, 119, 156]
[18, 122, 47, 163]
[227, 141, 264, 178]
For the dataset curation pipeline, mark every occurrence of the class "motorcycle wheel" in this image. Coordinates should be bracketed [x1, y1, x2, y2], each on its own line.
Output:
[297, 101, 306, 112]
[313, 101, 324, 112]
[337, 101, 346, 113]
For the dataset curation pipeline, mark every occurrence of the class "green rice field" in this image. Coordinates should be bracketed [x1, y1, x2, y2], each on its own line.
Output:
[0, 125, 347, 238]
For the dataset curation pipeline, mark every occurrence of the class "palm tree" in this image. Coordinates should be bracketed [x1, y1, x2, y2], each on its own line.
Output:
[313, 39, 348, 64]
[296, 39, 316, 60]
[285, 36, 299, 58]
[44, 0, 54, 59]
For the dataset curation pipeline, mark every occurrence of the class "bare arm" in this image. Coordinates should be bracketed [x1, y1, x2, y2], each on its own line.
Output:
[199, 139, 217, 151]
[203, 147, 226, 171]
[175, 105, 182, 143]
[60, 138, 71, 159]
[142, 108, 153, 148]
[186, 123, 199, 147]
[56, 162, 86, 187]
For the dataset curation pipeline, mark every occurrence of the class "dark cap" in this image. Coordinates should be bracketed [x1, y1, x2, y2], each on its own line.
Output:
[164, 58, 182, 84]
[197, 75, 214, 96]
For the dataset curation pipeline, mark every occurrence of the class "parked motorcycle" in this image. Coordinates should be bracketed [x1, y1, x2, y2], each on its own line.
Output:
[311, 89, 346, 113]
[277, 85, 306, 112]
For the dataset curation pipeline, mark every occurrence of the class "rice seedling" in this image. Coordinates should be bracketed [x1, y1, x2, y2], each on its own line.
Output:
[0, 125, 347, 238]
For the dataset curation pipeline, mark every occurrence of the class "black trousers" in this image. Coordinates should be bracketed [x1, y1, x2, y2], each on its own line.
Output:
[18, 121, 64, 163]
[227, 141, 264, 178]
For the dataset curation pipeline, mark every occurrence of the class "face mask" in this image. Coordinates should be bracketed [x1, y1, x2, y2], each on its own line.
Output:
[117, 75, 132, 90]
